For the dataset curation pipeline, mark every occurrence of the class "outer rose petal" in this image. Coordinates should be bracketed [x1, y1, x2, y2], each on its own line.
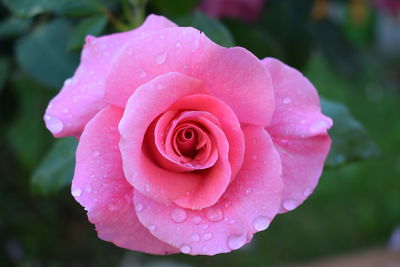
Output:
[134, 126, 283, 255]
[105, 26, 274, 126]
[44, 14, 176, 138]
[262, 57, 332, 212]
[72, 105, 178, 254]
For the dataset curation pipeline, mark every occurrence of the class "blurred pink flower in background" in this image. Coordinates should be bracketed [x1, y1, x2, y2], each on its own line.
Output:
[374, 0, 400, 17]
[199, 0, 265, 22]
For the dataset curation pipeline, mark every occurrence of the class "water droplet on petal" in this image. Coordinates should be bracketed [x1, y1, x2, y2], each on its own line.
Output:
[202, 232, 213, 241]
[64, 78, 72, 86]
[157, 84, 165, 90]
[227, 234, 247, 250]
[192, 216, 202, 224]
[303, 187, 312, 197]
[107, 203, 118, 211]
[245, 188, 252, 195]
[205, 207, 224, 222]
[44, 115, 63, 134]
[283, 97, 292, 104]
[191, 234, 200, 242]
[252, 155, 257, 160]
[71, 188, 81, 197]
[135, 203, 143, 212]
[253, 216, 270, 231]
[180, 244, 191, 254]
[283, 199, 297, 211]
[92, 150, 100, 157]
[170, 208, 187, 223]
[309, 120, 330, 134]
[148, 225, 156, 231]
[156, 53, 167, 64]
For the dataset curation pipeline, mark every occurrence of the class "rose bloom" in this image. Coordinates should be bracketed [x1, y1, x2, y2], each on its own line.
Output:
[374, 0, 400, 17]
[200, 0, 265, 22]
[44, 15, 332, 255]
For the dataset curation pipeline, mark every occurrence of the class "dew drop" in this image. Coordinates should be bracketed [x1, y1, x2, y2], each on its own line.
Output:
[252, 155, 257, 161]
[135, 202, 143, 212]
[283, 97, 292, 104]
[227, 234, 247, 250]
[170, 208, 187, 223]
[157, 84, 165, 90]
[283, 199, 297, 211]
[71, 188, 81, 197]
[64, 78, 72, 86]
[191, 234, 200, 242]
[139, 69, 147, 78]
[92, 150, 100, 157]
[205, 207, 224, 222]
[148, 225, 156, 231]
[192, 216, 202, 224]
[309, 120, 330, 134]
[44, 115, 63, 134]
[303, 187, 312, 197]
[180, 244, 191, 254]
[202, 232, 213, 241]
[253, 216, 270, 231]
[107, 203, 118, 211]
[156, 53, 167, 64]
[84, 186, 92, 193]
[245, 188, 252, 195]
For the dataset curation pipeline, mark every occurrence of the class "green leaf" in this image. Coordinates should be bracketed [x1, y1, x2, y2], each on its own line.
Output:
[313, 20, 361, 77]
[0, 17, 31, 39]
[150, 0, 197, 17]
[31, 137, 78, 195]
[16, 19, 79, 89]
[1, 0, 102, 18]
[68, 15, 107, 50]
[176, 12, 235, 48]
[321, 97, 380, 167]
[58, 0, 103, 17]
[0, 57, 10, 93]
[6, 73, 53, 170]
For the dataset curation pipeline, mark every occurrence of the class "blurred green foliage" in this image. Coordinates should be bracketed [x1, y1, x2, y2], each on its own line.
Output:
[0, 0, 399, 266]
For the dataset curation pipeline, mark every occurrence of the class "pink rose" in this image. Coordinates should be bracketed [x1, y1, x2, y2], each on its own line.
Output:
[44, 15, 332, 255]
[199, 0, 265, 22]
[374, 0, 400, 17]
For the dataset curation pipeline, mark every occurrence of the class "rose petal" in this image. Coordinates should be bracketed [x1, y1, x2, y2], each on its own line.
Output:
[149, 111, 219, 172]
[104, 26, 274, 126]
[262, 57, 332, 212]
[134, 126, 283, 255]
[118, 72, 206, 204]
[169, 94, 245, 178]
[72, 105, 178, 254]
[173, 115, 231, 209]
[44, 14, 176, 138]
